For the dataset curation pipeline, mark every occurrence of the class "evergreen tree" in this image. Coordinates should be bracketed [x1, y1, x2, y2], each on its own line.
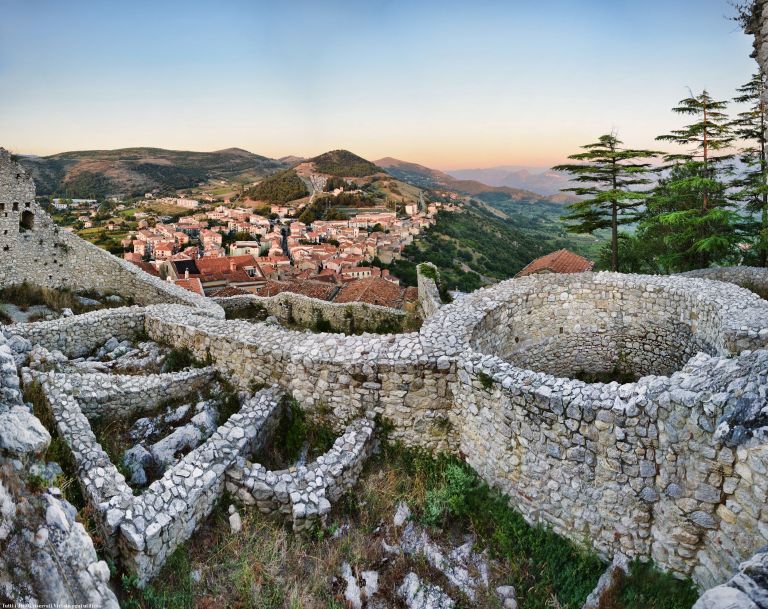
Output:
[642, 90, 742, 271]
[656, 90, 734, 210]
[554, 134, 660, 271]
[639, 162, 742, 271]
[731, 73, 768, 266]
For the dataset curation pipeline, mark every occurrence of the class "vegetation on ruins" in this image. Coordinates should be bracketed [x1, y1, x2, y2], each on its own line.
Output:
[118, 441, 698, 609]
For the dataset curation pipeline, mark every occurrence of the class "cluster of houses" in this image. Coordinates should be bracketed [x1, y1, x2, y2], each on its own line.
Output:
[120, 200, 455, 310]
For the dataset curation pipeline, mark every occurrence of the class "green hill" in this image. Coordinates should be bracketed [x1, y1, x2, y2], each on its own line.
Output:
[308, 150, 381, 177]
[19, 147, 285, 198]
[245, 169, 309, 203]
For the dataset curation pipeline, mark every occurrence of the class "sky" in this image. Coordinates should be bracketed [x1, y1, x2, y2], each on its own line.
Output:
[0, 0, 758, 170]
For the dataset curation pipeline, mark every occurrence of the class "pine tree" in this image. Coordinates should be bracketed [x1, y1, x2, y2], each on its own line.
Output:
[656, 90, 734, 210]
[731, 73, 768, 266]
[554, 133, 660, 272]
[641, 90, 742, 271]
[638, 163, 742, 271]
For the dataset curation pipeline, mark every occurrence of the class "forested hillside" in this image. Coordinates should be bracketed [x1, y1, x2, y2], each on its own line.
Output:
[384, 202, 603, 292]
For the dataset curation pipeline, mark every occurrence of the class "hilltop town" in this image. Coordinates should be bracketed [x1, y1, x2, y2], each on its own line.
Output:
[44, 152, 464, 310]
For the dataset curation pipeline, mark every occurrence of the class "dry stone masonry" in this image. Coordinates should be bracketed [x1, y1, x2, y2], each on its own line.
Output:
[3, 149, 768, 606]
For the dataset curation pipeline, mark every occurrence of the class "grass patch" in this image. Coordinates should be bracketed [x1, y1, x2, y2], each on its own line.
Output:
[598, 560, 698, 609]
[118, 442, 696, 609]
[257, 397, 336, 470]
[477, 371, 494, 390]
[162, 347, 208, 373]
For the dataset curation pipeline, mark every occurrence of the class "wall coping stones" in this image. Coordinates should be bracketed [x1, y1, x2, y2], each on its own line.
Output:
[226, 418, 376, 532]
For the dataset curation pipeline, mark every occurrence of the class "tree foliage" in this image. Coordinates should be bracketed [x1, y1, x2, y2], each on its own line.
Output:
[731, 73, 768, 266]
[554, 134, 659, 271]
[245, 170, 308, 203]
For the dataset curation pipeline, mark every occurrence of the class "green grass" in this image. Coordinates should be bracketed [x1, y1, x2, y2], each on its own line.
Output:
[117, 440, 697, 609]
[257, 397, 337, 469]
[162, 347, 208, 373]
[0, 281, 129, 315]
[600, 560, 698, 609]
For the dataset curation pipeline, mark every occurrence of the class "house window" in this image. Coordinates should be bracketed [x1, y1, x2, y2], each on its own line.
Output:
[12, 202, 18, 211]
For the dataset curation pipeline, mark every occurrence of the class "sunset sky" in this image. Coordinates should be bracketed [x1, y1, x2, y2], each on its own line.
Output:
[0, 0, 757, 170]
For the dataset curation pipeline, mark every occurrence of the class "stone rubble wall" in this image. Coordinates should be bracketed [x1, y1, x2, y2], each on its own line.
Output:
[417, 263, 442, 319]
[0, 151, 222, 317]
[143, 304, 457, 453]
[693, 547, 768, 609]
[681, 266, 768, 298]
[215, 291, 408, 334]
[36, 372, 284, 584]
[433, 273, 768, 590]
[9, 307, 147, 358]
[119, 388, 284, 583]
[35, 366, 215, 419]
[467, 274, 767, 378]
[226, 418, 375, 532]
[34, 388, 135, 556]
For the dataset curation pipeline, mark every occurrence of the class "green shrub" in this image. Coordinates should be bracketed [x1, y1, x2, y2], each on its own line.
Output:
[477, 371, 494, 390]
[162, 347, 206, 372]
[606, 560, 699, 609]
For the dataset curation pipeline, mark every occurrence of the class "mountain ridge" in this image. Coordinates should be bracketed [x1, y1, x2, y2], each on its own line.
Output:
[375, 156, 570, 204]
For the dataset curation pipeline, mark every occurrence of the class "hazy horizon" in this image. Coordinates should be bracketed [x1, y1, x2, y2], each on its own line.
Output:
[0, 0, 757, 169]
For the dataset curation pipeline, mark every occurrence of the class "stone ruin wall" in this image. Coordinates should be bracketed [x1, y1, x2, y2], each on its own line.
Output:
[10, 266, 768, 594]
[3, 141, 768, 604]
[0, 148, 222, 317]
[215, 291, 410, 334]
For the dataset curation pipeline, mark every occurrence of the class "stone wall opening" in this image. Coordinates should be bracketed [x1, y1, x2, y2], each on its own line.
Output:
[19, 209, 34, 232]
[469, 279, 723, 380]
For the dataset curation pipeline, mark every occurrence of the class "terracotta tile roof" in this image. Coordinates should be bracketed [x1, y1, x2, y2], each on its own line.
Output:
[195, 254, 258, 275]
[131, 260, 160, 276]
[208, 286, 251, 297]
[174, 278, 205, 296]
[256, 279, 338, 301]
[515, 249, 594, 278]
[333, 278, 410, 309]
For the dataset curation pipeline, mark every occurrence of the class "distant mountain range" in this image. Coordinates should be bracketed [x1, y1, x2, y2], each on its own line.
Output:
[15, 145, 572, 206]
[447, 165, 570, 197]
[375, 157, 572, 204]
[18, 147, 286, 198]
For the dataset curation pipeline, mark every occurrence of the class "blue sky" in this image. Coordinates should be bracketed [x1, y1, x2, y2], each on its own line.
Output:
[0, 0, 757, 168]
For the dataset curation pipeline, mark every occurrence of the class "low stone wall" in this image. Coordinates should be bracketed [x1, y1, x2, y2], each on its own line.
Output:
[431, 272, 768, 589]
[215, 291, 407, 334]
[143, 304, 457, 453]
[35, 367, 215, 419]
[119, 389, 283, 582]
[680, 266, 768, 299]
[38, 372, 284, 583]
[468, 273, 766, 378]
[9, 307, 147, 358]
[227, 418, 375, 532]
[417, 263, 442, 318]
